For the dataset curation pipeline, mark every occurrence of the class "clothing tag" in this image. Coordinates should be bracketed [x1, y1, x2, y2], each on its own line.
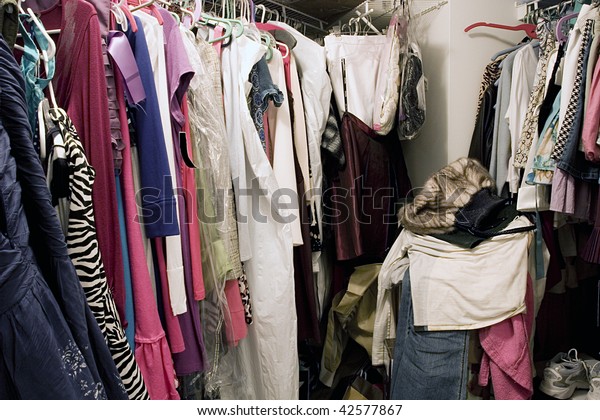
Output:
[179, 132, 196, 169]
[107, 31, 146, 105]
[535, 212, 545, 281]
[341, 58, 348, 113]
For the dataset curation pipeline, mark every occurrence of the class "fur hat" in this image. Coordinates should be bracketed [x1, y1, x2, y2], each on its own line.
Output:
[398, 157, 496, 235]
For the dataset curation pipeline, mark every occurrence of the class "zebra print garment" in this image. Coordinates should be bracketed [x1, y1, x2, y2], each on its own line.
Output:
[48, 108, 150, 400]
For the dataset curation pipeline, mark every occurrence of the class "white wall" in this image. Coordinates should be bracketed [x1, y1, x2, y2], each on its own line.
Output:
[402, 0, 524, 187]
[401, 1, 450, 192]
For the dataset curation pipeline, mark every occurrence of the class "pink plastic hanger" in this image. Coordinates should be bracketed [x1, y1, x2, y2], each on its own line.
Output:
[464, 22, 538, 39]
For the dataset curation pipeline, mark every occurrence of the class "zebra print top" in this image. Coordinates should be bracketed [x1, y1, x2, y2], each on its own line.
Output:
[48, 108, 150, 400]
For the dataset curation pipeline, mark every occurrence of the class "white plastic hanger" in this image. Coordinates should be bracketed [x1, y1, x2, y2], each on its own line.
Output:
[276, 41, 289, 59]
[25, 7, 57, 59]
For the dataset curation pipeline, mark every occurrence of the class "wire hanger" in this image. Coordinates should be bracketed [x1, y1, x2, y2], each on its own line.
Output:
[464, 21, 538, 39]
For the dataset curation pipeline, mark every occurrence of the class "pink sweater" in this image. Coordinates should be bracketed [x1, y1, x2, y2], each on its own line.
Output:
[114, 62, 179, 400]
[478, 274, 534, 400]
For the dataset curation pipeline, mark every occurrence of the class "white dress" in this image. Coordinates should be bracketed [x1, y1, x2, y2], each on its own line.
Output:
[221, 32, 298, 400]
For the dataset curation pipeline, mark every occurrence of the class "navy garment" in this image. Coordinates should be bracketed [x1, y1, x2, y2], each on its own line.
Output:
[249, 56, 283, 153]
[0, 35, 127, 399]
[123, 18, 179, 238]
[391, 271, 469, 400]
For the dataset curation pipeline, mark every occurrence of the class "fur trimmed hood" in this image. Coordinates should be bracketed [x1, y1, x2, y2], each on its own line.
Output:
[398, 158, 496, 235]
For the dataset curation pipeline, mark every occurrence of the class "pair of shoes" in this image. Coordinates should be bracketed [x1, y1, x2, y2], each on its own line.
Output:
[539, 349, 600, 400]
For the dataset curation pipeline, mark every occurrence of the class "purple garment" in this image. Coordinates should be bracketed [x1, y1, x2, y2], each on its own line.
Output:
[550, 168, 594, 219]
[155, 12, 206, 375]
[156, 8, 194, 135]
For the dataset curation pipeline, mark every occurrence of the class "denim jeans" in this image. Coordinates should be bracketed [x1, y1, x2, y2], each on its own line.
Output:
[390, 271, 470, 400]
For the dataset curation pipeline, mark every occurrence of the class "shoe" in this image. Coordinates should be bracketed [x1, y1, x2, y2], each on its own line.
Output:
[539, 349, 589, 399]
[586, 361, 600, 400]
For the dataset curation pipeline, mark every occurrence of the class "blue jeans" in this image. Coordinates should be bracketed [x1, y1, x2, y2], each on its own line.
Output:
[390, 271, 470, 400]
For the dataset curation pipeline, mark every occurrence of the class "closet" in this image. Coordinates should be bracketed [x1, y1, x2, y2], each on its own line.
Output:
[0, 0, 599, 402]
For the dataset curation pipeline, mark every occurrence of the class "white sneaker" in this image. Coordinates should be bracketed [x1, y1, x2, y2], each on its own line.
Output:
[586, 361, 600, 400]
[539, 349, 589, 399]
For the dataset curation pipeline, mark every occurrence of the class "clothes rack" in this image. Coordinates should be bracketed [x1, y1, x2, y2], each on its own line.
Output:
[201, 0, 328, 34]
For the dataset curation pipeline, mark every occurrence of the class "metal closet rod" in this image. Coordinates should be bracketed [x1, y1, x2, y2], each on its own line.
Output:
[203, 0, 329, 33]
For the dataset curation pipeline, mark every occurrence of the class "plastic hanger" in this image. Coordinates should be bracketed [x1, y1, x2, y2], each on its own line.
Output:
[464, 22, 538, 39]
[119, 1, 138, 30]
[129, 0, 164, 25]
[198, 13, 234, 44]
[37, 99, 47, 160]
[110, 2, 128, 31]
[260, 32, 273, 61]
[276, 41, 289, 59]
[21, 6, 57, 59]
[256, 4, 267, 23]
[112, 0, 138, 32]
[556, 12, 579, 43]
[354, 8, 381, 35]
[490, 43, 525, 61]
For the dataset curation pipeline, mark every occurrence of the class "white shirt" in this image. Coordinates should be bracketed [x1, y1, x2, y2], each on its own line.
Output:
[506, 42, 539, 193]
[271, 22, 332, 273]
[267, 49, 303, 246]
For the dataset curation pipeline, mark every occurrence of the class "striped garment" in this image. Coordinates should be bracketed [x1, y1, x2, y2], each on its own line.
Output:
[48, 108, 150, 400]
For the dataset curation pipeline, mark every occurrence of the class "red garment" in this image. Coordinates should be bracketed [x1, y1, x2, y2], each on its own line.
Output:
[38, 0, 126, 323]
[181, 97, 205, 301]
[478, 274, 534, 400]
[114, 63, 179, 400]
[153, 238, 186, 354]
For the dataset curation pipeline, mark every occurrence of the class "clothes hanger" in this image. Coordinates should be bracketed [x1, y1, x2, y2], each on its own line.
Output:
[490, 42, 527, 61]
[355, 8, 382, 35]
[464, 22, 538, 39]
[41, 48, 58, 110]
[555, 12, 579, 43]
[276, 41, 289, 59]
[256, 4, 266, 23]
[22, 6, 57, 59]
[112, 0, 138, 32]
[198, 13, 234, 43]
[110, 2, 128, 31]
[130, 0, 164, 25]
[260, 32, 273, 61]
[178, 4, 195, 21]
